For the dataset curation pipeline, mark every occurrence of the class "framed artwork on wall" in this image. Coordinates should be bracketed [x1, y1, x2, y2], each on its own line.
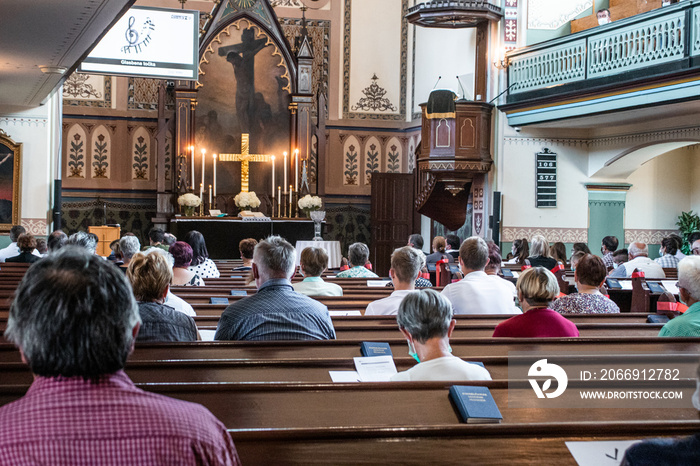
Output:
[0, 129, 21, 232]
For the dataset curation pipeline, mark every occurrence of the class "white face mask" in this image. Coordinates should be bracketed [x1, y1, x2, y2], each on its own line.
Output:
[693, 379, 700, 410]
[598, 17, 610, 25]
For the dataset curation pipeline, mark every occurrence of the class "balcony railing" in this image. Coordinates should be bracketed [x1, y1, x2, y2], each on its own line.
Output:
[506, 1, 700, 103]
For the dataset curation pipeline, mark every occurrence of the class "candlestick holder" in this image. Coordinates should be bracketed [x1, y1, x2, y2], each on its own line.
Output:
[198, 202, 205, 217]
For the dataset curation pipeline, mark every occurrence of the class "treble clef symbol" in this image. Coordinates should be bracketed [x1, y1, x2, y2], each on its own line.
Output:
[125, 16, 138, 45]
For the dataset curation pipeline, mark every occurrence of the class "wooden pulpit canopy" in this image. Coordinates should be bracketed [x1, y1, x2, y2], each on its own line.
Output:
[415, 99, 493, 230]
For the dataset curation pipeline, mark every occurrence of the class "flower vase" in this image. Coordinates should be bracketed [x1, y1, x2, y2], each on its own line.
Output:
[182, 205, 195, 217]
[310, 210, 325, 241]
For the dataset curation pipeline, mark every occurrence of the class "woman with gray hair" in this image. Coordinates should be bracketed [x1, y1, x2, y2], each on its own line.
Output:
[336, 242, 378, 278]
[390, 289, 491, 381]
[492, 267, 579, 337]
[525, 235, 558, 270]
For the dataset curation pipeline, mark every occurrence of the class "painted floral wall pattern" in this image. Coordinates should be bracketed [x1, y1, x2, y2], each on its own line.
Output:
[365, 143, 379, 185]
[351, 74, 397, 112]
[344, 144, 358, 185]
[309, 135, 318, 183]
[92, 133, 109, 178]
[68, 133, 85, 178]
[387, 144, 400, 173]
[132, 135, 149, 180]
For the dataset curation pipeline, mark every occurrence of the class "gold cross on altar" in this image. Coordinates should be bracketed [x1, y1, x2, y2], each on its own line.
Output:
[219, 133, 273, 192]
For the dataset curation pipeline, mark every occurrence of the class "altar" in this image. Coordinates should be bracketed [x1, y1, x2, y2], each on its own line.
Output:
[170, 217, 317, 260]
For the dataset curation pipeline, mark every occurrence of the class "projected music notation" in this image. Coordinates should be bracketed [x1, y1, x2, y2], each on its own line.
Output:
[121, 16, 155, 54]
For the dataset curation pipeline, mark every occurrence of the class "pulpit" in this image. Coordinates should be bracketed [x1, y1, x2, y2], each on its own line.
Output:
[88, 225, 120, 257]
[415, 96, 493, 231]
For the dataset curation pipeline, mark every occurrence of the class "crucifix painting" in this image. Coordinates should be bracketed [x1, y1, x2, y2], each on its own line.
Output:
[196, 20, 291, 196]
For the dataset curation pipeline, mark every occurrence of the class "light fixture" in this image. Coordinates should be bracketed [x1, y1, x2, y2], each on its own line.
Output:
[39, 66, 68, 75]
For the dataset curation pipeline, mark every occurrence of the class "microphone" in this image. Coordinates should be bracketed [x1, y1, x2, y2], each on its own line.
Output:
[432, 76, 442, 90]
[456, 75, 466, 100]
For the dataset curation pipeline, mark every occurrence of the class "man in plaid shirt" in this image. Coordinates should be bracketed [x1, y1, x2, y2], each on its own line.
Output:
[655, 236, 681, 269]
[0, 247, 240, 465]
[600, 235, 618, 268]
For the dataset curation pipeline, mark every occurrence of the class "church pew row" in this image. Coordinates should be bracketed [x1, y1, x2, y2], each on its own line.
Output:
[1, 337, 698, 364]
[0, 351, 696, 385]
[0, 317, 666, 338]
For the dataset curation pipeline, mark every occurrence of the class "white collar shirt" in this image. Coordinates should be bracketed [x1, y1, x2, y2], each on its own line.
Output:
[441, 271, 520, 315]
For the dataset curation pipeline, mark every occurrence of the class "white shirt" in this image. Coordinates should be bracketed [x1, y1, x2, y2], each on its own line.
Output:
[165, 291, 196, 317]
[365, 290, 418, 316]
[188, 258, 220, 278]
[0, 242, 41, 262]
[619, 256, 666, 279]
[293, 277, 343, 297]
[390, 356, 492, 382]
[487, 274, 517, 300]
[441, 271, 520, 315]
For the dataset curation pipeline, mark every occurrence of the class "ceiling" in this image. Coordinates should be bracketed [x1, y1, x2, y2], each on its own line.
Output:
[0, 0, 136, 113]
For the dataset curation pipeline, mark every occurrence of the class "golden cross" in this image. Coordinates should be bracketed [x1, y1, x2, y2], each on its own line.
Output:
[219, 133, 273, 192]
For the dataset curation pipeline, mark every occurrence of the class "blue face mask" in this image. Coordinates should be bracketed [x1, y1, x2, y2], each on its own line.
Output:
[407, 340, 420, 363]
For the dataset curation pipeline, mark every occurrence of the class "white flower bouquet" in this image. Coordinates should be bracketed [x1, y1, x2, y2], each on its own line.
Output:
[298, 195, 322, 212]
[177, 193, 202, 207]
[234, 191, 261, 209]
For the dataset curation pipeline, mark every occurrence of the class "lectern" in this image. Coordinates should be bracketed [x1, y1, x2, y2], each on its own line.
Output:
[88, 226, 120, 257]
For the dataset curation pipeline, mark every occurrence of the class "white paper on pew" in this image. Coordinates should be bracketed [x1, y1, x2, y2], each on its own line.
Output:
[354, 355, 397, 382]
[367, 280, 391, 287]
[661, 280, 679, 295]
[329, 310, 362, 316]
[619, 280, 634, 290]
[329, 371, 361, 383]
[566, 440, 641, 466]
[511, 272, 519, 278]
[199, 330, 216, 341]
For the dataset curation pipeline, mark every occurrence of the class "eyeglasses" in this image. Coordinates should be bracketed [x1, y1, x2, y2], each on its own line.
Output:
[676, 281, 685, 291]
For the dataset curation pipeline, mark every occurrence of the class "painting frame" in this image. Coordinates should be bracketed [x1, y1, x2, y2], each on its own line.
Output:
[0, 129, 22, 232]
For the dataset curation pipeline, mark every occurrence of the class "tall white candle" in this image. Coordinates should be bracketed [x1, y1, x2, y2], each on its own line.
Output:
[200, 182, 203, 200]
[283, 151, 288, 193]
[289, 185, 293, 217]
[277, 186, 281, 217]
[209, 185, 212, 206]
[200, 148, 206, 189]
[190, 146, 195, 190]
[212, 154, 217, 198]
[271, 155, 276, 200]
[294, 149, 299, 192]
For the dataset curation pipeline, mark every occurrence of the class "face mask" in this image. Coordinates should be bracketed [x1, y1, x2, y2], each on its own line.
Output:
[511, 247, 516, 255]
[601, 247, 605, 254]
[598, 17, 609, 25]
[659, 248, 664, 257]
[407, 340, 420, 363]
[693, 379, 700, 410]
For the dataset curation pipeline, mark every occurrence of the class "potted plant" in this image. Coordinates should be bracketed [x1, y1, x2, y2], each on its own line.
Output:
[177, 193, 201, 217]
[676, 210, 700, 254]
[234, 191, 261, 215]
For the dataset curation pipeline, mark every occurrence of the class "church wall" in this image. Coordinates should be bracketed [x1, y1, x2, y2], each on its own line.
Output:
[691, 147, 700, 214]
[0, 104, 53, 241]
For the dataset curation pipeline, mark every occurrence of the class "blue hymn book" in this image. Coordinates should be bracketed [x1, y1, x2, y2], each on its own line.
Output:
[449, 385, 502, 424]
[360, 342, 393, 357]
[210, 297, 230, 305]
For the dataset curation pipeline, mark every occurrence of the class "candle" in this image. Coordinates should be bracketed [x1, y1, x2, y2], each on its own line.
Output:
[294, 149, 299, 192]
[271, 155, 276, 200]
[277, 186, 281, 217]
[209, 185, 212, 206]
[200, 183, 203, 200]
[200, 148, 206, 190]
[289, 185, 293, 218]
[190, 146, 195, 190]
[213, 154, 217, 198]
[283, 151, 288, 192]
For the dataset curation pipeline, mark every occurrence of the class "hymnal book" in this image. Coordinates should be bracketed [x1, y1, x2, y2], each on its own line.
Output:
[647, 281, 666, 294]
[647, 314, 670, 324]
[230, 290, 248, 296]
[210, 297, 229, 305]
[360, 342, 393, 357]
[449, 385, 502, 424]
[501, 268, 514, 278]
[605, 278, 622, 290]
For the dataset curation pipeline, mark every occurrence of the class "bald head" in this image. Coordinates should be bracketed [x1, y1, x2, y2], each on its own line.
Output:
[628, 242, 648, 259]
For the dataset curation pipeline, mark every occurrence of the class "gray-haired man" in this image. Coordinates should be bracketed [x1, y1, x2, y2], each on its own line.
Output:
[215, 236, 336, 341]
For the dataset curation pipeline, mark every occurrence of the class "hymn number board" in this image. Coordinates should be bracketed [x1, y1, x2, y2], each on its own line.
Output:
[536, 148, 557, 208]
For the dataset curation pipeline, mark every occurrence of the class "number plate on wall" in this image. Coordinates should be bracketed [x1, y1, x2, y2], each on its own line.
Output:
[536, 148, 557, 208]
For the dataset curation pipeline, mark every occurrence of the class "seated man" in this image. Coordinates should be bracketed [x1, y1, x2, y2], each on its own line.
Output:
[0, 247, 239, 464]
[336, 242, 378, 278]
[654, 236, 680, 269]
[215, 236, 336, 341]
[441, 236, 520, 314]
[142, 227, 169, 252]
[46, 230, 68, 253]
[612, 248, 628, 269]
[293, 247, 343, 297]
[600, 235, 618, 268]
[234, 238, 257, 271]
[445, 234, 461, 260]
[609, 242, 665, 279]
[658, 256, 700, 337]
[66, 231, 97, 254]
[366, 246, 422, 315]
[407, 233, 426, 261]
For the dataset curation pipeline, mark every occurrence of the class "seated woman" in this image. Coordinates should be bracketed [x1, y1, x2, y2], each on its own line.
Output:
[551, 254, 620, 314]
[550, 241, 567, 265]
[293, 247, 343, 297]
[170, 241, 205, 286]
[234, 238, 257, 272]
[184, 230, 220, 278]
[525, 235, 558, 270]
[6, 234, 40, 263]
[391, 289, 491, 381]
[126, 251, 198, 342]
[492, 267, 579, 338]
[336, 242, 378, 278]
[505, 238, 529, 265]
[425, 236, 454, 264]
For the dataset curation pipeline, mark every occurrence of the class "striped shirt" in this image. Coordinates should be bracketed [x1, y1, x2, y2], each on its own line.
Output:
[0, 370, 240, 465]
[654, 253, 680, 269]
[658, 301, 700, 337]
[214, 278, 336, 341]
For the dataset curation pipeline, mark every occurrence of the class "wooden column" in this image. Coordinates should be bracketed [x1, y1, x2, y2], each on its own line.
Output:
[475, 22, 488, 101]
